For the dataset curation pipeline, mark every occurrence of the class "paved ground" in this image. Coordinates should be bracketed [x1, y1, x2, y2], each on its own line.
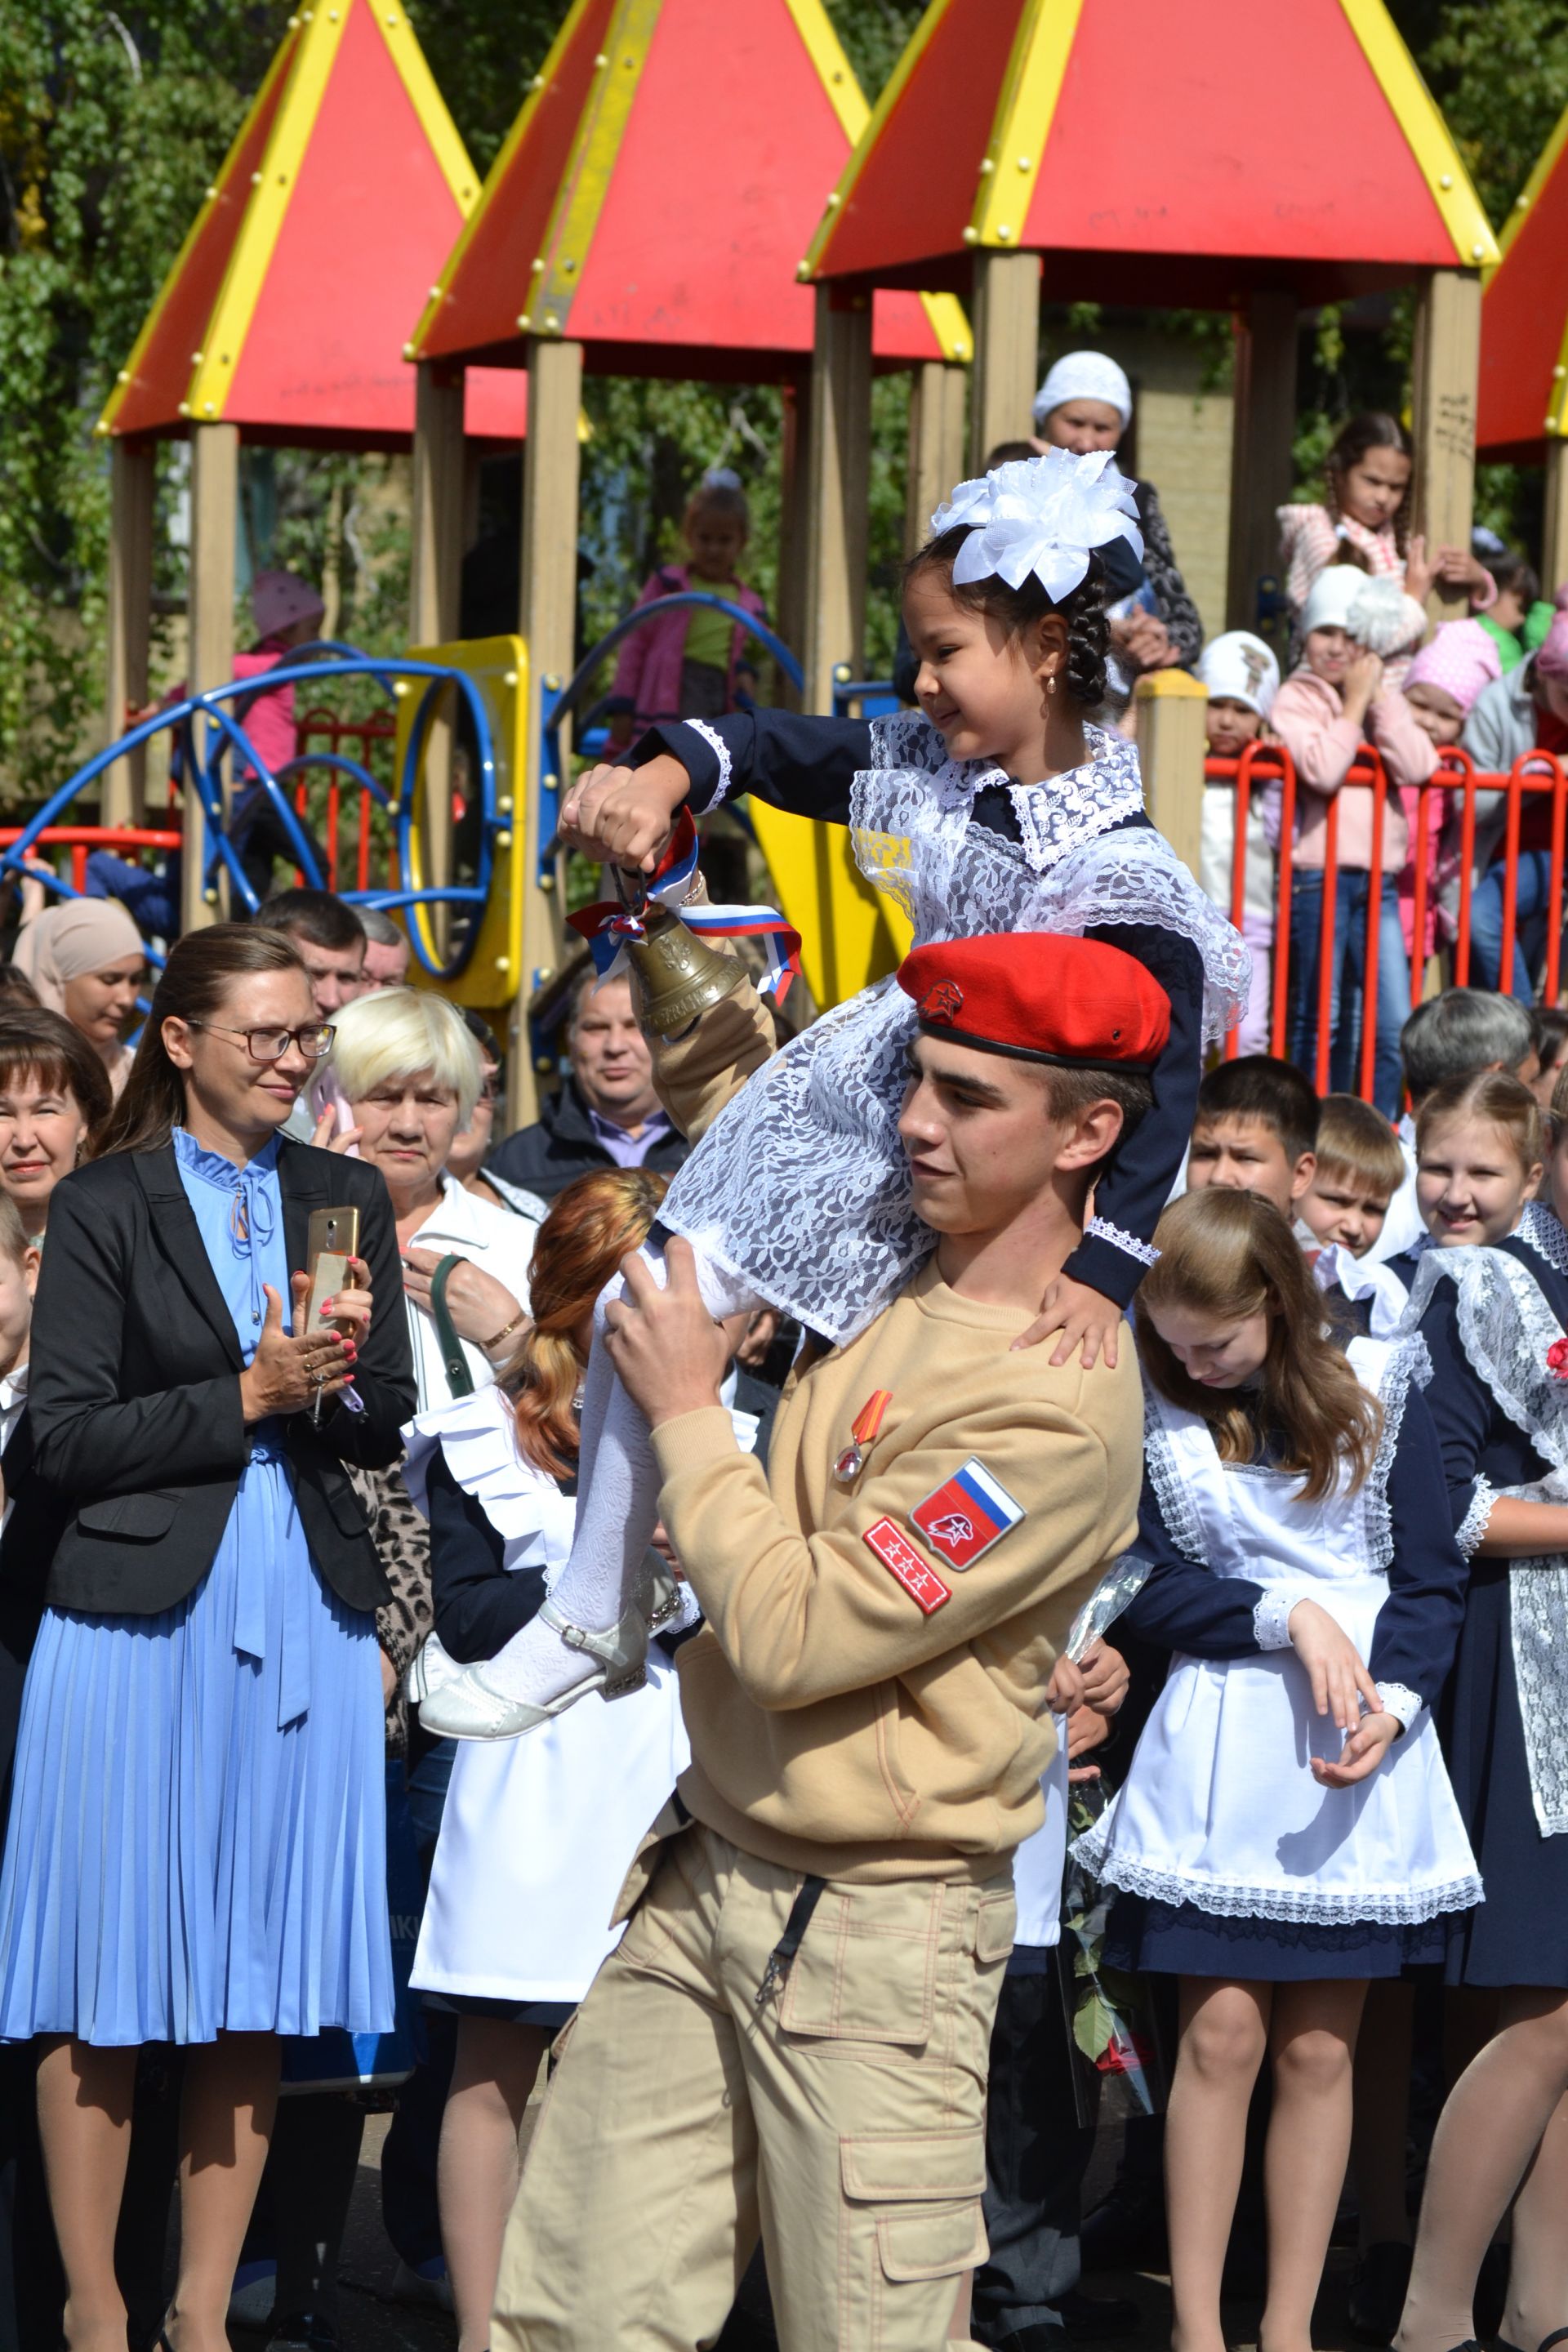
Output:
[287, 2112, 1374, 2352]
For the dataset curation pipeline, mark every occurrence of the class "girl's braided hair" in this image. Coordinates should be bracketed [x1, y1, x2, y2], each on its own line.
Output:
[905, 527, 1110, 712]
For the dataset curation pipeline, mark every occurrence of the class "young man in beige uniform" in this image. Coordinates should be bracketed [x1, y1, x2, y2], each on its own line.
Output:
[492, 929, 1168, 2352]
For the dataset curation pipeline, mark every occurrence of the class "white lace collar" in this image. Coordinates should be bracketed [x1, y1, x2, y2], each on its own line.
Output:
[1517, 1201, 1568, 1280]
[866, 711, 1144, 871]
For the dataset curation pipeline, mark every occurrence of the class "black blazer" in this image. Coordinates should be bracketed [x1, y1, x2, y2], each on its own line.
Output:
[20, 1137, 415, 1618]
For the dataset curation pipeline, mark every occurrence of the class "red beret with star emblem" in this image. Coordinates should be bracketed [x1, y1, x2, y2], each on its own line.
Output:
[896, 932, 1171, 1071]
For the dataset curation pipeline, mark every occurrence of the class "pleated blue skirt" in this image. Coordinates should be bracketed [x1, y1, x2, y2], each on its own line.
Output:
[0, 1446, 393, 2047]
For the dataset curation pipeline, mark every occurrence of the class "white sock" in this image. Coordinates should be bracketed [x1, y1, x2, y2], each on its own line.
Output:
[482, 1242, 758, 1708]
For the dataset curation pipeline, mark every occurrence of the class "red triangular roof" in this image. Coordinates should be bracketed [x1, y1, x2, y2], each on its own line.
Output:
[1478, 104, 1568, 460]
[100, 0, 528, 450]
[412, 0, 969, 381]
[806, 0, 1496, 306]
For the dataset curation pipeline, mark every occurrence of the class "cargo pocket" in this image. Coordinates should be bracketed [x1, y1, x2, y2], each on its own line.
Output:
[841, 2130, 988, 2325]
[974, 1889, 1017, 1966]
[776, 1882, 942, 2047]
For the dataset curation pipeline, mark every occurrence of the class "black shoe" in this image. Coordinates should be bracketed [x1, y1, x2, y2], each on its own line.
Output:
[1348, 2240, 1414, 2345]
[1477, 2243, 1511, 2340]
[1080, 2185, 1168, 2274]
[1057, 2286, 1141, 2340]
[265, 2317, 341, 2352]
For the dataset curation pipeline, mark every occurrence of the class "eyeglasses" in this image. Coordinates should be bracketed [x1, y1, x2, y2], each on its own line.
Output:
[187, 1022, 336, 1062]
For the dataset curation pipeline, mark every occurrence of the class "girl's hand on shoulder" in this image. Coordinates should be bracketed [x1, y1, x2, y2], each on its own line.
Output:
[1013, 1274, 1123, 1370]
[400, 1248, 523, 1349]
[1312, 1711, 1400, 1788]
[1287, 1595, 1380, 1733]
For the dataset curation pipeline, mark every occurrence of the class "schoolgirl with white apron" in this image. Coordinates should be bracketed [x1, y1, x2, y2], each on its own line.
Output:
[1076, 1331, 1481, 1976]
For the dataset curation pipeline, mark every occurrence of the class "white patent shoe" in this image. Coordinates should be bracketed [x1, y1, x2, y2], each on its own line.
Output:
[413, 1596, 649, 1742]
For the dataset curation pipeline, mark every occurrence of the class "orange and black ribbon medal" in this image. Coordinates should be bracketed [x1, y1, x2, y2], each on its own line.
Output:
[835, 1389, 892, 1484]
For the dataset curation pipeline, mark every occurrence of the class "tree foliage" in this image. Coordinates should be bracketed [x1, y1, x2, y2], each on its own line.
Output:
[2, 0, 1566, 799]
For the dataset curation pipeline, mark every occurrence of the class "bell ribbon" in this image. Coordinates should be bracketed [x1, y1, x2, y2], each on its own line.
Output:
[568, 808, 803, 1003]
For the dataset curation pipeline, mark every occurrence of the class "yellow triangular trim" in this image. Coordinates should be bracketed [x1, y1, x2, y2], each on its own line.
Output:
[1336, 0, 1498, 270]
[969, 0, 1083, 249]
[187, 2, 354, 421]
[1488, 99, 1568, 282]
[523, 0, 662, 341]
[408, 0, 617, 357]
[372, 5, 482, 214]
[777, 0, 969, 359]
[98, 22, 302, 435]
[801, 0, 955, 281]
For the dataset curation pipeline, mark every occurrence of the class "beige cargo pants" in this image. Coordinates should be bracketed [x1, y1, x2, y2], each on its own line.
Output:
[492, 1819, 1017, 2352]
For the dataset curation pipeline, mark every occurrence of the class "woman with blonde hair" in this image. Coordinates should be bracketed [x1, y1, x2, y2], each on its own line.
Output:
[1075, 1187, 1476, 2352]
[402, 1168, 751, 2352]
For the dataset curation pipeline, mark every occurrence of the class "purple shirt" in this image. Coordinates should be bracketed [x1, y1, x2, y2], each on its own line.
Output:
[588, 1104, 673, 1169]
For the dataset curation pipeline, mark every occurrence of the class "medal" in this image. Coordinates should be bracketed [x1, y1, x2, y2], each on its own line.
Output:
[834, 1389, 892, 1483]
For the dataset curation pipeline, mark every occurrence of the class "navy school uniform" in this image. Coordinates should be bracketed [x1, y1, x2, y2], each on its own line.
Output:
[1075, 1337, 1477, 1980]
[629, 709, 1207, 1314]
[1417, 1205, 1568, 1989]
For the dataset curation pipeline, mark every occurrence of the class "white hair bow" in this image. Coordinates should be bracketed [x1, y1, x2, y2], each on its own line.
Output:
[931, 447, 1143, 604]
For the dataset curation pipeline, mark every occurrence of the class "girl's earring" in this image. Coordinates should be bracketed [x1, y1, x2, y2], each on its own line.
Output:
[1048, 674, 1058, 697]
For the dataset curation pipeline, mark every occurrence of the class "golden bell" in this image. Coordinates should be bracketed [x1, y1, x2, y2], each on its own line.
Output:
[621, 902, 746, 1039]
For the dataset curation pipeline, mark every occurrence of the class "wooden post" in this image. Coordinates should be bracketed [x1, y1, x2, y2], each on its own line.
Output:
[969, 249, 1040, 473]
[1410, 268, 1482, 626]
[510, 334, 582, 1129]
[1544, 437, 1568, 593]
[185, 421, 239, 932]
[1226, 292, 1297, 635]
[1134, 670, 1209, 882]
[103, 438, 155, 830]
[906, 360, 969, 554]
[801, 286, 873, 715]
[410, 361, 466, 951]
[773, 380, 808, 710]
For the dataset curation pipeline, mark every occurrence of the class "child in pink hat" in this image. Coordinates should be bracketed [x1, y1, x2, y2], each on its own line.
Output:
[1403, 619, 1503, 749]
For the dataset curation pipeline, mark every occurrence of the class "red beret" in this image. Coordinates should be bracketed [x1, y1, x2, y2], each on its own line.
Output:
[896, 933, 1171, 1071]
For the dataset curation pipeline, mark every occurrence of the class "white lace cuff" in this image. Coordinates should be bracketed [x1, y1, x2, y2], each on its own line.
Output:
[1376, 1682, 1424, 1734]
[1455, 1476, 1495, 1560]
[681, 719, 733, 807]
[1253, 1584, 1314, 1649]
[1085, 1217, 1160, 1268]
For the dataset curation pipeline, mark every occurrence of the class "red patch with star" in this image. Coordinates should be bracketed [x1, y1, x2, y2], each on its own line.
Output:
[863, 1517, 951, 1615]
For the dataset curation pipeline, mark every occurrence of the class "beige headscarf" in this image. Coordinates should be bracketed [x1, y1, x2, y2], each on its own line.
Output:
[11, 900, 145, 1015]
[11, 902, 146, 1095]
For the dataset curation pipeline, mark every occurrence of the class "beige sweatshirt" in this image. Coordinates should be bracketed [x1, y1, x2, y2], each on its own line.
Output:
[646, 967, 1143, 1882]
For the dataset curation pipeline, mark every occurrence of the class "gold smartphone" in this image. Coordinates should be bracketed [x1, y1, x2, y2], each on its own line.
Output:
[305, 1205, 361, 1334]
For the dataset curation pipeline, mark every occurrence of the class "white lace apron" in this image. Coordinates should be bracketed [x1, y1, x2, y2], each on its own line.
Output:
[662, 717, 1250, 1343]
[1405, 1237, 1568, 1837]
[1073, 1336, 1481, 1924]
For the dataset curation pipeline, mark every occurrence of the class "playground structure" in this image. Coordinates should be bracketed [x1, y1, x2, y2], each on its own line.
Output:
[1478, 97, 1568, 586]
[57, 0, 1535, 1124]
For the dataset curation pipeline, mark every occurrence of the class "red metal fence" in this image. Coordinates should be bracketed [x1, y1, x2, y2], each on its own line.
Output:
[1209, 740, 1568, 1095]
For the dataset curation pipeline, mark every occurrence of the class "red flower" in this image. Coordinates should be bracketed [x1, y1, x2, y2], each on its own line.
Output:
[1548, 1337, 1568, 1381]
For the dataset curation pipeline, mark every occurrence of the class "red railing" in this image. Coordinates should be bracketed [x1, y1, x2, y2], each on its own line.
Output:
[1208, 742, 1568, 1098]
[0, 825, 183, 898]
[292, 707, 398, 893]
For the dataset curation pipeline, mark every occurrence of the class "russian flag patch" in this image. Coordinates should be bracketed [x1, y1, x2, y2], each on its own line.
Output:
[864, 1517, 951, 1615]
[910, 1459, 1026, 1570]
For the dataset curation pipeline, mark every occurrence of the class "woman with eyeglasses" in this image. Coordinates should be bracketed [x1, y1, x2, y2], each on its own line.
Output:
[0, 924, 414, 2352]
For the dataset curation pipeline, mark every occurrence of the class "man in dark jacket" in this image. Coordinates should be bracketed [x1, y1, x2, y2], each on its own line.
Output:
[487, 969, 688, 1201]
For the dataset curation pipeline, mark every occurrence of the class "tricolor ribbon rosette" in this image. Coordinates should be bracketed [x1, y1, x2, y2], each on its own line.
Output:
[568, 810, 803, 1004]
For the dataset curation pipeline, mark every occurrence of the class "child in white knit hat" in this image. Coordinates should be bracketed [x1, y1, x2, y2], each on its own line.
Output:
[1272, 569, 1437, 1113]
[1197, 632, 1281, 1054]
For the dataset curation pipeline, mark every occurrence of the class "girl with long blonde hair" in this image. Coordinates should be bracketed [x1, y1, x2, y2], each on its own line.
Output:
[399, 1168, 710, 2352]
[1075, 1187, 1477, 2352]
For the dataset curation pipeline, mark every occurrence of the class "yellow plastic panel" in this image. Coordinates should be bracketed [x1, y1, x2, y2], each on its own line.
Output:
[394, 635, 529, 1013]
[749, 800, 912, 1009]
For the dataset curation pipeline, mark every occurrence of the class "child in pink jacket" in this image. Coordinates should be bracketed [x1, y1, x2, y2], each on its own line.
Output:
[1272, 567, 1436, 1114]
[605, 474, 768, 746]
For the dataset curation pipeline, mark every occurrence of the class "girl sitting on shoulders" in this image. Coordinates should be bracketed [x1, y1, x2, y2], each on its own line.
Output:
[1076, 1187, 1477, 2352]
